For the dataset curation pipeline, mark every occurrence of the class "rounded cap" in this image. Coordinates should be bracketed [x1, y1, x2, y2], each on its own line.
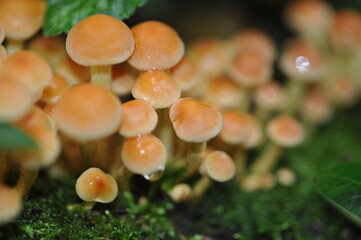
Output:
[267, 116, 305, 147]
[285, 0, 334, 35]
[121, 134, 167, 176]
[16, 106, 54, 132]
[54, 83, 122, 142]
[242, 113, 263, 149]
[170, 56, 200, 92]
[277, 167, 297, 186]
[111, 63, 135, 96]
[1, 50, 52, 99]
[169, 183, 192, 203]
[41, 74, 69, 103]
[0, 77, 32, 121]
[187, 38, 228, 77]
[279, 38, 325, 80]
[131, 70, 180, 109]
[300, 85, 333, 124]
[127, 21, 184, 70]
[75, 167, 118, 203]
[169, 98, 223, 143]
[231, 29, 276, 62]
[0, 0, 46, 40]
[204, 150, 235, 182]
[228, 48, 272, 88]
[55, 55, 90, 85]
[220, 111, 249, 145]
[203, 76, 246, 110]
[66, 14, 134, 66]
[119, 100, 158, 137]
[326, 76, 358, 107]
[0, 183, 22, 224]
[330, 10, 361, 52]
[253, 81, 286, 111]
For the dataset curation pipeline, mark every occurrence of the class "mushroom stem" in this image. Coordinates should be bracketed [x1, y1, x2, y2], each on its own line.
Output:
[0, 154, 9, 182]
[283, 80, 305, 115]
[191, 175, 213, 205]
[79, 141, 97, 170]
[90, 65, 112, 89]
[6, 39, 23, 55]
[15, 165, 39, 196]
[111, 163, 132, 191]
[250, 142, 283, 174]
[156, 108, 174, 160]
[232, 146, 246, 178]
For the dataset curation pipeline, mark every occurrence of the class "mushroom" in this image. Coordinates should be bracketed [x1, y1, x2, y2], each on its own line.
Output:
[249, 115, 305, 175]
[118, 100, 158, 138]
[40, 74, 70, 104]
[170, 56, 200, 92]
[131, 70, 181, 109]
[55, 55, 90, 86]
[0, 0, 46, 54]
[121, 134, 167, 181]
[111, 63, 136, 97]
[0, 183, 23, 224]
[276, 167, 297, 186]
[169, 183, 192, 203]
[75, 167, 118, 203]
[66, 14, 134, 88]
[127, 20, 184, 71]
[0, 77, 32, 122]
[1, 50, 53, 102]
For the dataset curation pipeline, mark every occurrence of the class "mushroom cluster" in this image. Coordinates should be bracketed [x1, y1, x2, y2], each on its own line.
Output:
[1, 0, 361, 223]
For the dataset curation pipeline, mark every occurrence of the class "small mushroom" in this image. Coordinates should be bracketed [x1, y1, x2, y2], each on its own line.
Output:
[0, 183, 23, 224]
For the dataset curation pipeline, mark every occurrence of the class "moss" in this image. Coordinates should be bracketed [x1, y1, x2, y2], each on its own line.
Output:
[1, 105, 361, 239]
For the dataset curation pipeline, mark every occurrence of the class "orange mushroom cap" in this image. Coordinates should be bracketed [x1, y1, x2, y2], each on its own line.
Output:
[54, 83, 122, 142]
[170, 56, 200, 92]
[266, 116, 305, 147]
[204, 150, 235, 182]
[220, 111, 249, 145]
[0, 0, 46, 41]
[128, 21, 185, 70]
[55, 55, 90, 85]
[131, 70, 180, 109]
[121, 134, 167, 177]
[253, 81, 286, 111]
[75, 167, 118, 203]
[169, 98, 223, 143]
[111, 63, 135, 96]
[40, 74, 70, 104]
[66, 14, 134, 66]
[1, 50, 52, 100]
[119, 100, 158, 138]
[0, 77, 32, 121]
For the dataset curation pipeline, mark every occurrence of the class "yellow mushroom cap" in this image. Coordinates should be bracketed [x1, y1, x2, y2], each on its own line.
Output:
[121, 134, 167, 176]
[75, 167, 118, 203]
[1, 50, 52, 99]
[0, 183, 23, 224]
[66, 14, 134, 66]
[170, 56, 200, 92]
[41, 74, 70, 103]
[131, 70, 180, 109]
[267, 116, 305, 147]
[128, 21, 185, 70]
[0, 77, 32, 121]
[169, 183, 192, 203]
[0, 0, 46, 41]
[54, 83, 122, 142]
[169, 98, 223, 143]
[204, 150, 235, 182]
[119, 100, 158, 137]
[276, 167, 297, 186]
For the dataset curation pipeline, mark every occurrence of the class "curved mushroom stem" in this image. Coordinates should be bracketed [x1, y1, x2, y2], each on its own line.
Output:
[186, 141, 206, 176]
[191, 175, 213, 205]
[6, 39, 23, 55]
[283, 80, 305, 115]
[15, 165, 39, 196]
[250, 142, 283, 175]
[90, 65, 112, 89]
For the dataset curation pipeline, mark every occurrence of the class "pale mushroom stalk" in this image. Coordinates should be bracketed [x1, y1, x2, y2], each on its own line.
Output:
[90, 65, 112, 89]
[283, 79, 305, 115]
[191, 175, 213, 205]
[156, 108, 174, 160]
[249, 142, 283, 174]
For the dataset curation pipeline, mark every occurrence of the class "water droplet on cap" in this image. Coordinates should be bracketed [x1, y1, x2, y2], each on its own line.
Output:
[143, 165, 165, 181]
[295, 56, 310, 74]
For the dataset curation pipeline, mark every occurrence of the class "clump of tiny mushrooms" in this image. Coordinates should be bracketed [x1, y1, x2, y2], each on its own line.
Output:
[1, 0, 360, 223]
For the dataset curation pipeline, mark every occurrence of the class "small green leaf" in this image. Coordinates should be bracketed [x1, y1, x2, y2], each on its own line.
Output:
[0, 122, 38, 150]
[44, 0, 148, 37]
[316, 163, 361, 226]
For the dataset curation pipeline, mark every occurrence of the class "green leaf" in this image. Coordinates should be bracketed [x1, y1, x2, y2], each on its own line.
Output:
[0, 122, 38, 150]
[44, 0, 148, 36]
[316, 163, 361, 226]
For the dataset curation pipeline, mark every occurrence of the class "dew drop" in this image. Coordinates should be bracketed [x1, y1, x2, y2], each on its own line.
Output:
[143, 165, 165, 181]
[295, 56, 310, 74]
